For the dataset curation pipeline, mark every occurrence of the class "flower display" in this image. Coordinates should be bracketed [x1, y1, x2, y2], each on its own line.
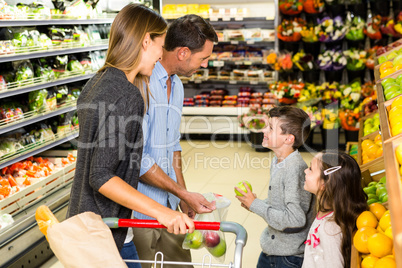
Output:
[266, 50, 293, 72]
[317, 16, 347, 42]
[301, 24, 320, 42]
[298, 83, 321, 103]
[345, 16, 365, 41]
[339, 81, 362, 110]
[277, 18, 306, 42]
[292, 50, 317, 71]
[238, 107, 270, 132]
[365, 46, 380, 69]
[317, 50, 347, 71]
[279, 0, 304, 15]
[343, 48, 367, 71]
[381, 19, 402, 38]
[394, 12, 402, 35]
[339, 108, 360, 131]
[269, 81, 303, 104]
[322, 104, 341, 129]
[303, 0, 324, 14]
[364, 15, 382, 40]
[316, 82, 342, 104]
[301, 105, 322, 128]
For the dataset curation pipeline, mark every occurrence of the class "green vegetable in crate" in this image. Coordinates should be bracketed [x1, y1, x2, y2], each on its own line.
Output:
[28, 89, 48, 112]
[363, 177, 388, 205]
[12, 30, 29, 47]
[15, 64, 34, 87]
[55, 85, 69, 105]
[67, 60, 84, 73]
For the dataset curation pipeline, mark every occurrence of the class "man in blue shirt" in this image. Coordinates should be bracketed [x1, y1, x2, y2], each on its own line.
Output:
[132, 15, 218, 267]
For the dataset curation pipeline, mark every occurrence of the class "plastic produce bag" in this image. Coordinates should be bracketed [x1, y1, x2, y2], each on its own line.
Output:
[46, 211, 127, 268]
[182, 193, 231, 262]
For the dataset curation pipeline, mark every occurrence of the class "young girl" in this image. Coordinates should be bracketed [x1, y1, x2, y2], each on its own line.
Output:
[302, 150, 367, 268]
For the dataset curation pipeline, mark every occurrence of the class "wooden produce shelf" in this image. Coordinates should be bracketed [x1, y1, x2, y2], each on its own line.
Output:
[378, 99, 402, 143]
[358, 112, 380, 142]
[383, 137, 402, 267]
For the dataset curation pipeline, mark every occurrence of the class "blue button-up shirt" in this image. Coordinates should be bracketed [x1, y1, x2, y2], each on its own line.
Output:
[134, 62, 184, 220]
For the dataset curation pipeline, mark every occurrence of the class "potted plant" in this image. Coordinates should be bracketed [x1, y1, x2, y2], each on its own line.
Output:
[239, 107, 270, 152]
[279, 0, 304, 15]
[317, 16, 347, 49]
[270, 81, 303, 104]
[345, 15, 365, 49]
[317, 50, 347, 82]
[301, 24, 321, 58]
[292, 50, 319, 83]
[277, 17, 306, 52]
[343, 48, 367, 82]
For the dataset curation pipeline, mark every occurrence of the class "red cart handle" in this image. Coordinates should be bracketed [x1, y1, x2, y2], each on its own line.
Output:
[103, 218, 221, 231]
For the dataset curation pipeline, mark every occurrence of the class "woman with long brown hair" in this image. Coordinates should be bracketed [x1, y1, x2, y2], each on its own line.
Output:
[67, 4, 194, 266]
[302, 150, 368, 268]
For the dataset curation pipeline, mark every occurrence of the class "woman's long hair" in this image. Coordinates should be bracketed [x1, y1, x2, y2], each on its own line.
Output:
[99, 4, 167, 112]
[317, 150, 368, 268]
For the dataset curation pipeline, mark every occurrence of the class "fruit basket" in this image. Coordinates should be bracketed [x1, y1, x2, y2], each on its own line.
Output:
[378, 96, 402, 142]
[358, 112, 380, 140]
[382, 136, 402, 266]
[374, 38, 402, 65]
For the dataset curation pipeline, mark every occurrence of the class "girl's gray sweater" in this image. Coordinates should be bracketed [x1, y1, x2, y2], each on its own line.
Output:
[249, 150, 315, 257]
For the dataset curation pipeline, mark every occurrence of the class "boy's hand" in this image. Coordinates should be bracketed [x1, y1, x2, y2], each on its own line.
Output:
[235, 182, 256, 209]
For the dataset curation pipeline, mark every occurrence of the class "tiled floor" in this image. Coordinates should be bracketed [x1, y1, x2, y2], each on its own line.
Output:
[41, 140, 316, 268]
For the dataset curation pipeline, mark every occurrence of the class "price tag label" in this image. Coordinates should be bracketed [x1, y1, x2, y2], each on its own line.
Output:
[212, 61, 225, 67]
[250, 81, 258, 85]
[194, 80, 202, 84]
[230, 41, 239, 45]
[229, 80, 237, 84]
[235, 17, 244, 21]
[223, 16, 231, 21]
[243, 61, 252, 65]
[210, 17, 218, 21]
[235, 61, 243, 65]
[246, 40, 255, 45]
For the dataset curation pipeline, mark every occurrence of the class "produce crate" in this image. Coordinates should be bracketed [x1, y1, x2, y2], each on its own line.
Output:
[358, 112, 380, 141]
[351, 244, 361, 268]
[0, 150, 76, 216]
[374, 38, 402, 65]
[375, 70, 402, 104]
[383, 137, 402, 267]
[378, 99, 402, 143]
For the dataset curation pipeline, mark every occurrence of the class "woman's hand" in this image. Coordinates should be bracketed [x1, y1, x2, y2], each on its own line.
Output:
[157, 209, 195, 235]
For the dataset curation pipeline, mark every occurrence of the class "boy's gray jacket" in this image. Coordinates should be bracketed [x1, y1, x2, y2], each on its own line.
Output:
[249, 150, 315, 257]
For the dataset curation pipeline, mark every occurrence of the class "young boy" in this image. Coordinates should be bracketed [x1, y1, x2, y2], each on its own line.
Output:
[235, 106, 315, 268]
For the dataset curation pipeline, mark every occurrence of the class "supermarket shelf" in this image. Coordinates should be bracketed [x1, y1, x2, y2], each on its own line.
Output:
[0, 17, 115, 27]
[0, 73, 94, 98]
[217, 40, 274, 46]
[168, 17, 274, 29]
[183, 106, 249, 116]
[182, 79, 271, 85]
[208, 59, 271, 67]
[0, 130, 79, 170]
[0, 44, 108, 63]
[0, 103, 77, 135]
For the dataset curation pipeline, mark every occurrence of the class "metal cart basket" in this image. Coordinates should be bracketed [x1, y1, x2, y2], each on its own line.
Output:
[103, 219, 248, 268]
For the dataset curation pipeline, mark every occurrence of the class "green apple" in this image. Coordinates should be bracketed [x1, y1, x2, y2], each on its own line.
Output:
[385, 90, 401, 100]
[379, 55, 387, 64]
[183, 230, 204, 249]
[381, 194, 388, 203]
[373, 113, 380, 120]
[376, 186, 387, 197]
[373, 118, 380, 126]
[364, 118, 374, 126]
[368, 181, 378, 187]
[387, 51, 398, 60]
[384, 83, 399, 91]
[207, 239, 226, 257]
[363, 185, 377, 195]
[379, 176, 386, 184]
[393, 54, 402, 66]
[384, 85, 400, 100]
[396, 74, 402, 84]
[382, 77, 396, 87]
[367, 193, 378, 200]
[235, 181, 253, 196]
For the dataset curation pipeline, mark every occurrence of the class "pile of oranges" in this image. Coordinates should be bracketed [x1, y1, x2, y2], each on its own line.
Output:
[361, 134, 383, 164]
[379, 61, 402, 79]
[388, 96, 402, 137]
[354, 203, 395, 268]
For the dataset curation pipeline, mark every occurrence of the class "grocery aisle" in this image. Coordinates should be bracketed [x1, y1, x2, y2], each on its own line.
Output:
[42, 140, 316, 268]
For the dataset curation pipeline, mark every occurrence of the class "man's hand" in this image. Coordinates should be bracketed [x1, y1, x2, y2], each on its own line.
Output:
[179, 200, 195, 219]
[183, 192, 216, 214]
[235, 182, 256, 210]
[156, 209, 195, 235]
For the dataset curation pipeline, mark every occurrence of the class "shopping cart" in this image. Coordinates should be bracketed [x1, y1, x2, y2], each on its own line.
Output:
[103, 218, 248, 268]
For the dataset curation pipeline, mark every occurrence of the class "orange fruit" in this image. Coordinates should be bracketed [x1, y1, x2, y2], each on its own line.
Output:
[380, 61, 393, 73]
[389, 105, 402, 119]
[374, 134, 382, 146]
[368, 233, 393, 258]
[362, 254, 379, 268]
[367, 144, 380, 159]
[394, 64, 402, 71]
[373, 256, 396, 268]
[375, 147, 383, 158]
[391, 122, 402, 136]
[384, 226, 393, 240]
[377, 225, 384, 234]
[391, 95, 402, 110]
[369, 203, 387, 220]
[362, 139, 376, 151]
[354, 226, 378, 253]
[357, 211, 378, 229]
[379, 211, 392, 231]
[381, 68, 395, 78]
